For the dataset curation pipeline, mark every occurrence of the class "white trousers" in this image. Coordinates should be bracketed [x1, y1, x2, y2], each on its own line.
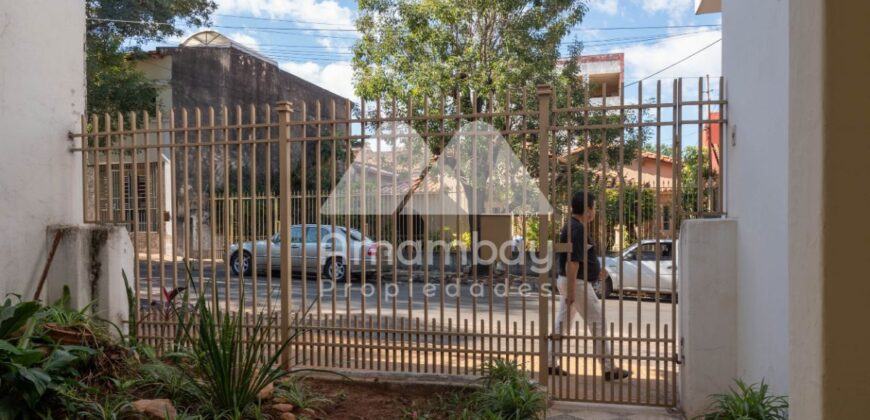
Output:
[547, 275, 614, 371]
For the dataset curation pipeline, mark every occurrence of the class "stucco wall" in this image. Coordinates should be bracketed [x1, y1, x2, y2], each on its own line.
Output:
[722, 0, 790, 394]
[788, 1, 823, 417]
[0, 1, 86, 297]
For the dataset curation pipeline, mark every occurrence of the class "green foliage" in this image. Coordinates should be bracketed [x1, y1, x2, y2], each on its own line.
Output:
[173, 298, 299, 419]
[603, 186, 657, 249]
[85, 0, 217, 115]
[0, 297, 96, 418]
[700, 379, 788, 420]
[681, 145, 718, 215]
[354, 0, 586, 101]
[131, 361, 203, 407]
[474, 380, 546, 420]
[274, 378, 333, 410]
[478, 358, 526, 388]
[0, 298, 41, 339]
[467, 359, 546, 420]
[644, 142, 674, 158]
[122, 270, 138, 348]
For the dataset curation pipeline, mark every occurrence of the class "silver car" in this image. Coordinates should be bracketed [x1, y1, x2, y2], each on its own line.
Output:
[229, 224, 381, 282]
[597, 239, 677, 300]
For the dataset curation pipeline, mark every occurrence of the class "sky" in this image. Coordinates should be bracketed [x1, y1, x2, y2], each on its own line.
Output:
[150, 0, 723, 102]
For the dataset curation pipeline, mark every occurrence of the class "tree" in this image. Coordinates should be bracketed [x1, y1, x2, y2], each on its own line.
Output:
[353, 0, 586, 103]
[680, 145, 717, 216]
[643, 142, 673, 158]
[352, 2, 652, 272]
[85, 0, 216, 115]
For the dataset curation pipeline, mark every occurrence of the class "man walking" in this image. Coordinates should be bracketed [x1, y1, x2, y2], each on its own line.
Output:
[547, 191, 630, 381]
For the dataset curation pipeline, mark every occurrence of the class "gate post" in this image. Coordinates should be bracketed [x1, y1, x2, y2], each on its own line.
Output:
[536, 85, 552, 386]
[277, 101, 293, 367]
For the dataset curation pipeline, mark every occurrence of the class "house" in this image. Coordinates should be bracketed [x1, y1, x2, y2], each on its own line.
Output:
[92, 30, 353, 254]
[558, 52, 625, 101]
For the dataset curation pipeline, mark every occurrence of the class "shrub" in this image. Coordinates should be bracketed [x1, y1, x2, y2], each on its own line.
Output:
[468, 359, 546, 420]
[173, 297, 296, 419]
[0, 296, 95, 418]
[700, 379, 788, 420]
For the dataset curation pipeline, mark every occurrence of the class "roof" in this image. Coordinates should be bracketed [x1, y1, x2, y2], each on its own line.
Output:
[179, 30, 277, 65]
[561, 146, 674, 164]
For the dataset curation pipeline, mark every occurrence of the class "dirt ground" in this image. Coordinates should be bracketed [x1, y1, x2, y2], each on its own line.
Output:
[303, 377, 474, 420]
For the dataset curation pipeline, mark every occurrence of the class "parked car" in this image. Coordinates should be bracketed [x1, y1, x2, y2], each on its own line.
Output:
[229, 224, 381, 282]
[596, 239, 677, 300]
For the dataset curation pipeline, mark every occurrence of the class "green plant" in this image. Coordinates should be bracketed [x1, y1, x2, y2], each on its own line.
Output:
[42, 286, 94, 328]
[700, 379, 788, 420]
[40, 286, 111, 346]
[174, 299, 299, 419]
[467, 358, 546, 420]
[473, 380, 546, 420]
[274, 378, 333, 410]
[122, 270, 137, 348]
[131, 361, 203, 407]
[75, 397, 133, 420]
[479, 358, 526, 388]
[0, 297, 95, 417]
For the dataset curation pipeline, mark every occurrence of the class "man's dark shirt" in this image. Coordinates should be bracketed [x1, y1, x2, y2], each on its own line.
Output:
[557, 217, 600, 281]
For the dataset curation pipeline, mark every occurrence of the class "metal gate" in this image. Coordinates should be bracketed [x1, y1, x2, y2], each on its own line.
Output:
[75, 77, 724, 407]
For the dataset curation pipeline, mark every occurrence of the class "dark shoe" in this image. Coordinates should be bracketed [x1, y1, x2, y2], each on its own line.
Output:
[604, 368, 631, 381]
[548, 366, 570, 376]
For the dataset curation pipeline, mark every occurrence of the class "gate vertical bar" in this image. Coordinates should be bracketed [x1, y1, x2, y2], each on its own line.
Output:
[536, 85, 552, 385]
[277, 101, 294, 367]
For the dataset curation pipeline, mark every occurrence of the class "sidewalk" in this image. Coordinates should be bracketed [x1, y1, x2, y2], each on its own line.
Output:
[547, 401, 684, 420]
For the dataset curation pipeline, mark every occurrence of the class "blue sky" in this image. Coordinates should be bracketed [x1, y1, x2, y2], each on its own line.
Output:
[152, 0, 722, 102]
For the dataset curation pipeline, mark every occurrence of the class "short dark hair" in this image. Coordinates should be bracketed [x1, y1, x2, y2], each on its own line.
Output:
[571, 191, 595, 215]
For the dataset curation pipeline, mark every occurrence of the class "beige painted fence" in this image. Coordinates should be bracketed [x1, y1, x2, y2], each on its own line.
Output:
[74, 78, 725, 407]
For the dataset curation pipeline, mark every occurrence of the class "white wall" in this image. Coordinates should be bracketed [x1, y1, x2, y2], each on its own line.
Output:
[722, 0, 790, 394]
[0, 1, 86, 297]
[679, 219, 738, 418]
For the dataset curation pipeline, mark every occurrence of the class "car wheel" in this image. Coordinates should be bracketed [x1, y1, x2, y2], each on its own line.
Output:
[324, 257, 347, 282]
[230, 251, 252, 276]
[595, 277, 614, 299]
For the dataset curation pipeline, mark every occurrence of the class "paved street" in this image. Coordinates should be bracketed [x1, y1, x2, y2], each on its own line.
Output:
[135, 260, 674, 338]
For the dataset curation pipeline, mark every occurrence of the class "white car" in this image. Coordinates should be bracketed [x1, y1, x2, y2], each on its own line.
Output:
[596, 239, 677, 300]
[229, 224, 381, 282]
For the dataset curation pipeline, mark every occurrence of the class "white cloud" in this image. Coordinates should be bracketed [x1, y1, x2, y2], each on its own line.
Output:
[617, 29, 722, 83]
[227, 32, 261, 50]
[280, 61, 355, 100]
[588, 0, 619, 16]
[217, 0, 355, 28]
[638, 0, 693, 22]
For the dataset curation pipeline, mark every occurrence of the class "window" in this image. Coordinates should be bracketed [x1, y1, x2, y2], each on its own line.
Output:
[305, 226, 323, 243]
[637, 242, 672, 261]
[290, 226, 303, 243]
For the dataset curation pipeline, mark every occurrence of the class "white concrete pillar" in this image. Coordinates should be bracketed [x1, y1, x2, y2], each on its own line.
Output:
[678, 218, 738, 418]
[45, 225, 133, 336]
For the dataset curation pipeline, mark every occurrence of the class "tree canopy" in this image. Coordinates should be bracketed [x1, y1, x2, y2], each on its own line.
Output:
[353, 0, 587, 102]
[85, 0, 216, 115]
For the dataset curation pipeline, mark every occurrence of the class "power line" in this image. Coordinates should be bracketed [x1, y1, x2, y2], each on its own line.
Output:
[577, 24, 720, 31]
[90, 17, 719, 39]
[216, 13, 355, 28]
[623, 38, 721, 89]
[218, 14, 721, 32]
